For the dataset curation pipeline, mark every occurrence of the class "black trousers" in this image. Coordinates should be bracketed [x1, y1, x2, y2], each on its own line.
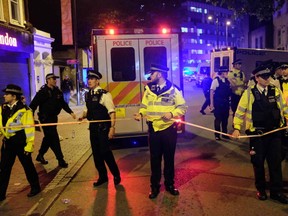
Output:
[249, 131, 283, 194]
[231, 93, 241, 116]
[148, 123, 177, 188]
[89, 123, 120, 179]
[200, 91, 210, 112]
[0, 137, 40, 198]
[214, 102, 229, 138]
[39, 116, 64, 160]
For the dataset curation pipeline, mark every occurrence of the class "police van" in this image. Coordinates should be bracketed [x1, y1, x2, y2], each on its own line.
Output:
[210, 47, 288, 79]
[91, 28, 183, 140]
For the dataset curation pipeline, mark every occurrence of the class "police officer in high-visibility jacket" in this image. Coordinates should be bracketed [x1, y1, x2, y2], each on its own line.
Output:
[228, 59, 246, 117]
[134, 63, 187, 199]
[232, 64, 288, 204]
[0, 84, 40, 201]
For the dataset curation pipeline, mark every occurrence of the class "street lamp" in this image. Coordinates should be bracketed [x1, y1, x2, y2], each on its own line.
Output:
[208, 15, 219, 49]
[226, 21, 231, 47]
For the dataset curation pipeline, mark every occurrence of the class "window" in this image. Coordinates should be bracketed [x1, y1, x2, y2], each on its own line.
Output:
[278, 29, 281, 46]
[181, 27, 188, 33]
[143, 47, 167, 75]
[9, 0, 24, 26]
[255, 38, 258, 48]
[222, 57, 230, 67]
[259, 36, 263, 49]
[0, 0, 4, 21]
[111, 48, 136, 81]
[214, 57, 220, 72]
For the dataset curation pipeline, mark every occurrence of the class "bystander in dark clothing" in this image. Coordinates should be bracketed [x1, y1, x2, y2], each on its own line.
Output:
[200, 73, 212, 115]
[29, 73, 76, 168]
[0, 84, 40, 201]
[61, 75, 73, 104]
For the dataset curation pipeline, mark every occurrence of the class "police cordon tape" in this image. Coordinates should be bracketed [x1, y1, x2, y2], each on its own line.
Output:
[1, 116, 288, 139]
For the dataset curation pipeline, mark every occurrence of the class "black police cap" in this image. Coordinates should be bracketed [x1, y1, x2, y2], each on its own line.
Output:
[87, 70, 102, 79]
[2, 84, 23, 95]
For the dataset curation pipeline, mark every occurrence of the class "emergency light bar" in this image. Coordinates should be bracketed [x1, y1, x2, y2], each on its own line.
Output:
[91, 28, 179, 35]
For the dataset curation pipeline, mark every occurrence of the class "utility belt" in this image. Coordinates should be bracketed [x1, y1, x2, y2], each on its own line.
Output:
[245, 127, 278, 135]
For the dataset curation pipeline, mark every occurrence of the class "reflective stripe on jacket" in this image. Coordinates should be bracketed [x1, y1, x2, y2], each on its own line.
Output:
[139, 82, 187, 132]
[0, 106, 35, 152]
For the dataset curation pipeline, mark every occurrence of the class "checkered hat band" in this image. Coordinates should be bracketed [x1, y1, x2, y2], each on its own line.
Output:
[255, 68, 271, 76]
[150, 67, 167, 73]
[88, 72, 101, 79]
[5, 88, 22, 94]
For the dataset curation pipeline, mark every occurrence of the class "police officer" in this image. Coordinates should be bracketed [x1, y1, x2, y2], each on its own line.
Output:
[272, 63, 288, 161]
[228, 59, 246, 116]
[79, 70, 121, 187]
[210, 66, 231, 140]
[0, 84, 40, 201]
[232, 64, 288, 204]
[29, 73, 76, 168]
[134, 63, 187, 199]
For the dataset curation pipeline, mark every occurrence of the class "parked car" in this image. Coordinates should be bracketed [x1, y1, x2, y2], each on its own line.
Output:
[183, 67, 197, 82]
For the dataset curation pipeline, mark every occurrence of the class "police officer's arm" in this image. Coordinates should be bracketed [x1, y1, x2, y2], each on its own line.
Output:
[168, 88, 187, 119]
[232, 89, 249, 138]
[209, 79, 217, 110]
[109, 112, 116, 139]
[135, 86, 149, 121]
[22, 108, 35, 153]
[29, 90, 47, 115]
[276, 88, 288, 125]
[227, 72, 237, 86]
[60, 94, 76, 119]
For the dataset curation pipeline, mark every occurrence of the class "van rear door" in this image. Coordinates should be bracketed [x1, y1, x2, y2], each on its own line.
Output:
[97, 34, 177, 136]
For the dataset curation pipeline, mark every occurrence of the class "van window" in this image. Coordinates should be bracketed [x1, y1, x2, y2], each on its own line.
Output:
[222, 56, 230, 67]
[111, 48, 136, 81]
[214, 57, 220, 72]
[143, 47, 167, 75]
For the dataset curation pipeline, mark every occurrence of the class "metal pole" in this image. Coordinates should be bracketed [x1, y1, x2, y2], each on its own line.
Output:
[72, 0, 80, 105]
[226, 25, 228, 47]
[216, 17, 219, 49]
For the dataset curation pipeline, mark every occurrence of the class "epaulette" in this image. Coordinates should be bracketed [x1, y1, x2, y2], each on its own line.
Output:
[96, 89, 108, 94]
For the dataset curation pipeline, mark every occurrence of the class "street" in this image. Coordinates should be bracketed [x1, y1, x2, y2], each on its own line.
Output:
[1, 81, 288, 215]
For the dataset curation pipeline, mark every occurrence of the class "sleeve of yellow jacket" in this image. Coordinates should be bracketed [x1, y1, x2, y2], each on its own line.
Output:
[233, 89, 250, 131]
[233, 87, 288, 131]
[23, 108, 35, 153]
[170, 88, 187, 118]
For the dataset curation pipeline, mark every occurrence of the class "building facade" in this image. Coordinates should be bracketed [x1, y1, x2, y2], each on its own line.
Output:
[180, 1, 249, 68]
[0, 0, 34, 102]
[31, 29, 55, 96]
[273, 0, 288, 50]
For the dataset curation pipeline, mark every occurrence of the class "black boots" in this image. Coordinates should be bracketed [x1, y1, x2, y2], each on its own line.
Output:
[27, 186, 41, 197]
[93, 178, 108, 187]
[58, 159, 68, 168]
[36, 154, 48, 164]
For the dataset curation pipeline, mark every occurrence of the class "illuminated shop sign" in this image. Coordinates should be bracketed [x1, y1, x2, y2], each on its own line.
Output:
[0, 25, 33, 53]
[0, 33, 17, 47]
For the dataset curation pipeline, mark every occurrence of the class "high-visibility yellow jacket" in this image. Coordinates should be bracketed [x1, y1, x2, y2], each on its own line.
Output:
[228, 68, 246, 95]
[139, 81, 187, 132]
[0, 104, 35, 152]
[233, 85, 288, 132]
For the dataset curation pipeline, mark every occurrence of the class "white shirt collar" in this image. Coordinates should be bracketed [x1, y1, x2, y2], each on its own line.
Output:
[7, 101, 18, 109]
